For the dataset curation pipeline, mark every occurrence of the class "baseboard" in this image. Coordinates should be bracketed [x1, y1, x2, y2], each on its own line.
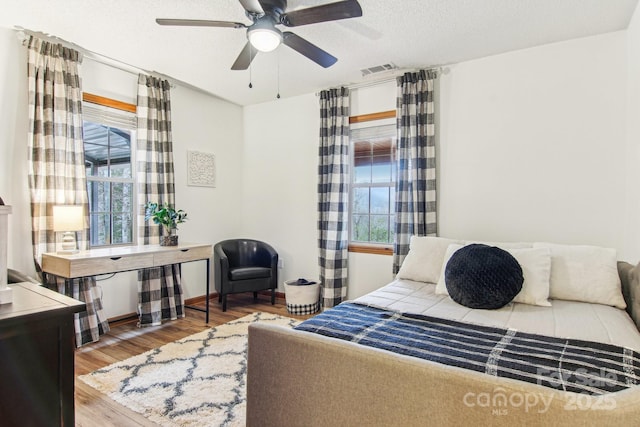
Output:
[107, 312, 139, 324]
[106, 290, 287, 324]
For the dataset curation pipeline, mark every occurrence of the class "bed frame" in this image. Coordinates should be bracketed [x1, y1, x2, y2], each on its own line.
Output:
[246, 261, 640, 426]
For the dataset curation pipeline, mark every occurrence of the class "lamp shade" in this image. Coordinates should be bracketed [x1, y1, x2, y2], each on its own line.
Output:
[248, 27, 282, 52]
[53, 205, 84, 232]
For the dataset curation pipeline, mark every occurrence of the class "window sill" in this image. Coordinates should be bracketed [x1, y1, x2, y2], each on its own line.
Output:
[348, 244, 393, 256]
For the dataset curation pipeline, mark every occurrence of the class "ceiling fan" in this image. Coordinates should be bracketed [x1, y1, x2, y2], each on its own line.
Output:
[156, 0, 362, 70]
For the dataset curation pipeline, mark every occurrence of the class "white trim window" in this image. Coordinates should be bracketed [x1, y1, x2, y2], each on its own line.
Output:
[83, 101, 137, 247]
[349, 118, 397, 245]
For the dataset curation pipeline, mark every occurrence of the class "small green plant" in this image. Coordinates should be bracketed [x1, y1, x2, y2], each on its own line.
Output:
[144, 202, 188, 234]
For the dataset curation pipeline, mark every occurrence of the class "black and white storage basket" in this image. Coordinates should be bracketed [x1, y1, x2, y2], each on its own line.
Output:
[284, 279, 320, 315]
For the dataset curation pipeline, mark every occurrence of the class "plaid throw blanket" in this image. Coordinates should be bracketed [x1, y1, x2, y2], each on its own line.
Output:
[295, 303, 640, 395]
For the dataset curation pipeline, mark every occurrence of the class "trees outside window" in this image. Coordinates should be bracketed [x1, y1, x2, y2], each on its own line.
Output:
[83, 96, 137, 247]
[350, 116, 396, 248]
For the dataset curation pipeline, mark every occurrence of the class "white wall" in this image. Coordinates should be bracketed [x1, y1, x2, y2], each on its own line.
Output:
[170, 79, 245, 305]
[83, 59, 245, 318]
[241, 30, 636, 304]
[0, 32, 244, 318]
[241, 85, 398, 300]
[350, 82, 396, 116]
[241, 94, 319, 291]
[0, 28, 31, 276]
[624, 3, 640, 262]
[438, 31, 630, 257]
[2, 23, 639, 316]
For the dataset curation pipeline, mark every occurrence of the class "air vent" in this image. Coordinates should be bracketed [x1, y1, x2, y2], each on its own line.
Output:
[360, 63, 398, 77]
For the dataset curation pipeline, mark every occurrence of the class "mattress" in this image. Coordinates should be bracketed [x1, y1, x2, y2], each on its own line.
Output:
[354, 278, 640, 352]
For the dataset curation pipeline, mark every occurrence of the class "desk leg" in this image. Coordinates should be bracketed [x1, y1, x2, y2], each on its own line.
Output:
[182, 258, 211, 323]
[206, 258, 210, 324]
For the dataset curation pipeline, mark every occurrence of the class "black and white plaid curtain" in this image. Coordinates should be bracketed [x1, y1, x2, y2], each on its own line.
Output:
[318, 87, 350, 308]
[26, 35, 110, 346]
[393, 70, 438, 273]
[136, 74, 184, 326]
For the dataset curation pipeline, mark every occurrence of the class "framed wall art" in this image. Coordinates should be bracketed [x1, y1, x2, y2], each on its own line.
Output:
[187, 150, 216, 187]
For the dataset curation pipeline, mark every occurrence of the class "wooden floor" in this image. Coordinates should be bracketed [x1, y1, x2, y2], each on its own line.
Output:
[74, 293, 310, 427]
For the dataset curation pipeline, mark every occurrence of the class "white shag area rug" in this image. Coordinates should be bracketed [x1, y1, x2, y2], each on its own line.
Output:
[78, 312, 299, 427]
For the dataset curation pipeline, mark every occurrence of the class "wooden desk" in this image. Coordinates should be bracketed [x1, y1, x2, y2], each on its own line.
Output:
[0, 282, 85, 427]
[42, 242, 213, 323]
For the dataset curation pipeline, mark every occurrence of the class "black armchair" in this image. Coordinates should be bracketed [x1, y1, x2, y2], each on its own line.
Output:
[214, 239, 278, 312]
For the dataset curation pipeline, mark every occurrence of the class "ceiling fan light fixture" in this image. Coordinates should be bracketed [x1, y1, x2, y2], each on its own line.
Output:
[248, 26, 282, 52]
[157, 0, 364, 70]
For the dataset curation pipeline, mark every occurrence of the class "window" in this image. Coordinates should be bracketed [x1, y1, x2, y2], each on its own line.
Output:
[349, 111, 397, 254]
[82, 94, 137, 247]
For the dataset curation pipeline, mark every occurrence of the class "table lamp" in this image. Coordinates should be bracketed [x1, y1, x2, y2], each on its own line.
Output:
[53, 205, 84, 254]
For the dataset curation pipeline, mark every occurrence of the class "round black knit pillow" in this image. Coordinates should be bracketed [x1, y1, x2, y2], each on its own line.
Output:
[445, 244, 524, 309]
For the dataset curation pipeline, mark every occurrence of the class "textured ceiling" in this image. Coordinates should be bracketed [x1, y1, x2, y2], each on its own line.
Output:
[2, 0, 638, 105]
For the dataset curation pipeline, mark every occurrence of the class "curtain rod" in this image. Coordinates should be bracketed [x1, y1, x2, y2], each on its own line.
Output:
[16, 27, 153, 77]
[14, 27, 230, 103]
[316, 65, 448, 96]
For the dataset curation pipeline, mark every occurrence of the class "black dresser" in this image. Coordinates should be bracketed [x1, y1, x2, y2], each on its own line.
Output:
[0, 282, 85, 426]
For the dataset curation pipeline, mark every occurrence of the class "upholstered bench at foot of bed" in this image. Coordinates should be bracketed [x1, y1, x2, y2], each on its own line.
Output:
[246, 322, 640, 426]
[246, 260, 640, 426]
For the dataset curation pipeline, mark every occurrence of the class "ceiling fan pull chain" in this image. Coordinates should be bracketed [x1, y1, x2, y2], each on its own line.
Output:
[249, 44, 253, 89]
[276, 48, 281, 99]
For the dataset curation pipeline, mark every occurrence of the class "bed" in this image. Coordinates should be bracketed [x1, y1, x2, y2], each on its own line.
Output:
[246, 238, 640, 426]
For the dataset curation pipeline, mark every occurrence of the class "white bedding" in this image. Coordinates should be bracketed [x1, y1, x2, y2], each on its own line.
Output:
[354, 278, 640, 352]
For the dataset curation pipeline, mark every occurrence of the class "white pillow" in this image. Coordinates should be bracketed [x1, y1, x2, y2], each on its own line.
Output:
[435, 244, 552, 307]
[509, 247, 552, 306]
[396, 236, 464, 283]
[464, 241, 533, 250]
[532, 242, 625, 309]
[435, 244, 464, 294]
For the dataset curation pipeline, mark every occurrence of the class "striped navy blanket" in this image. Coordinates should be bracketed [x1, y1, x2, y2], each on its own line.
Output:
[294, 302, 640, 395]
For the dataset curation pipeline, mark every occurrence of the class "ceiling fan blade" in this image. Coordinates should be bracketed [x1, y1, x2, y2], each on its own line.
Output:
[280, 0, 362, 27]
[239, 0, 264, 14]
[156, 18, 247, 28]
[231, 42, 259, 70]
[282, 32, 337, 68]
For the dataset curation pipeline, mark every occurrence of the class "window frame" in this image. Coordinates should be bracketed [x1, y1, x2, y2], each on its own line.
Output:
[82, 92, 138, 248]
[348, 110, 396, 256]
